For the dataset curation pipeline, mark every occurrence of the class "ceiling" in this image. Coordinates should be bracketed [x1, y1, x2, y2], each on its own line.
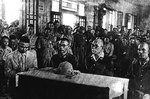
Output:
[68, 0, 150, 6]
[124, 0, 150, 6]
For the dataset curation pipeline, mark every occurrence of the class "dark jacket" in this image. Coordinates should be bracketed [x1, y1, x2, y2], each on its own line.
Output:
[50, 53, 78, 70]
[127, 58, 150, 98]
[86, 54, 113, 76]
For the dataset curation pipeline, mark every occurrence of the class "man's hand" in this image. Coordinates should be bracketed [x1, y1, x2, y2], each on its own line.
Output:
[143, 94, 150, 99]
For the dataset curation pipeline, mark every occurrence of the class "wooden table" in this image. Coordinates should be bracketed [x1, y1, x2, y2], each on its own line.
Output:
[16, 68, 129, 99]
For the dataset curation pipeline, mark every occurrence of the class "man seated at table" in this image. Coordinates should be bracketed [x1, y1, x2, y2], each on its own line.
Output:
[4, 36, 38, 98]
[50, 38, 78, 70]
[86, 38, 113, 76]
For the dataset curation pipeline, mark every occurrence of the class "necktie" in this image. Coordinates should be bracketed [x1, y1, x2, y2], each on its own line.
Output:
[21, 54, 26, 71]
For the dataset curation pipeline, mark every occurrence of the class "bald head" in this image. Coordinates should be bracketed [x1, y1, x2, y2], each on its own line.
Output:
[138, 42, 149, 50]
[138, 42, 149, 59]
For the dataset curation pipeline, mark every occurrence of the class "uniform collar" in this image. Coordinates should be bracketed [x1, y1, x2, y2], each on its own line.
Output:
[92, 52, 104, 61]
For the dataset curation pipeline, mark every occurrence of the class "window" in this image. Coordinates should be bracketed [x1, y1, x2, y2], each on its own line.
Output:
[125, 13, 129, 28]
[117, 11, 123, 27]
[125, 13, 134, 29]
[78, 16, 86, 27]
[134, 15, 137, 28]
[23, 0, 38, 34]
[102, 9, 113, 31]
[51, 11, 61, 23]
[62, 13, 76, 28]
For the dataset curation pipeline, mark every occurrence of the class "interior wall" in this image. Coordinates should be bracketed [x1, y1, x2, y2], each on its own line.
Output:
[139, 5, 150, 31]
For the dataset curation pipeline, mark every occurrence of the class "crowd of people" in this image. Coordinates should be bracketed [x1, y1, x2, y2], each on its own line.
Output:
[0, 19, 150, 99]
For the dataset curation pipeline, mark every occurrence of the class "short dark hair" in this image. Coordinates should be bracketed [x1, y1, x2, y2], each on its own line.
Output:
[28, 24, 34, 27]
[19, 36, 30, 43]
[2, 36, 9, 40]
[44, 27, 51, 30]
[10, 35, 17, 40]
[60, 38, 70, 44]
[47, 21, 54, 25]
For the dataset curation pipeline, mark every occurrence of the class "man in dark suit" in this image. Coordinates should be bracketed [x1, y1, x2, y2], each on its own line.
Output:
[127, 42, 150, 99]
[86, 38, 113, 76]
[50, 38, 78, 70]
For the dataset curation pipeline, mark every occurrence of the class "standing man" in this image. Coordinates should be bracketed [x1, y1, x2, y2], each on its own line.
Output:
[73, 26, 86, 72]
[127, 42, 150, 99]
[36, 27, 56, 68]
[5, 36, 38, 98]
[85, 25, 93, 58]
[0, 36, 12, 96]
[23, 24, 38, 55]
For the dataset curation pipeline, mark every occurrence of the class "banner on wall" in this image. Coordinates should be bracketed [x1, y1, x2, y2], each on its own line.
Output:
[62, 0, 77, 12]
[52, 0, 59, 12]
[78, 3, 85, 16]
[62, 13, 77, 28]
[39, 1, 44, 14]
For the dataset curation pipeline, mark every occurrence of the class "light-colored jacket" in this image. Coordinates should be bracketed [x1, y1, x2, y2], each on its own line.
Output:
[5, 50, 38, 77]
[0, 46, 12, 61]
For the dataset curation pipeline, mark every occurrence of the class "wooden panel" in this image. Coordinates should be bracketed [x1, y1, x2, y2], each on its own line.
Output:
[17, 75, 109, 99]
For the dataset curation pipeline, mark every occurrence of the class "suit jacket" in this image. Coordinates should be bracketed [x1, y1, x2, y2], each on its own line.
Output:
[5, 50, 38, 77]
[50, 53, 78, 70]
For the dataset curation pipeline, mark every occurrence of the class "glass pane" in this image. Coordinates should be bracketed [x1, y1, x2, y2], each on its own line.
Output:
[34, 0, 36, 15]
[30, 0, 33, 14]
[30, 15, 33, 19]
[34, 20, 36, 34]
[30, 20, 33, 24]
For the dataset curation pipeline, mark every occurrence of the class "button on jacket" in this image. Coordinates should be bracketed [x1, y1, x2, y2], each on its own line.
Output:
[128, 59, 150, 94]
[5, 50, 38, 77]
